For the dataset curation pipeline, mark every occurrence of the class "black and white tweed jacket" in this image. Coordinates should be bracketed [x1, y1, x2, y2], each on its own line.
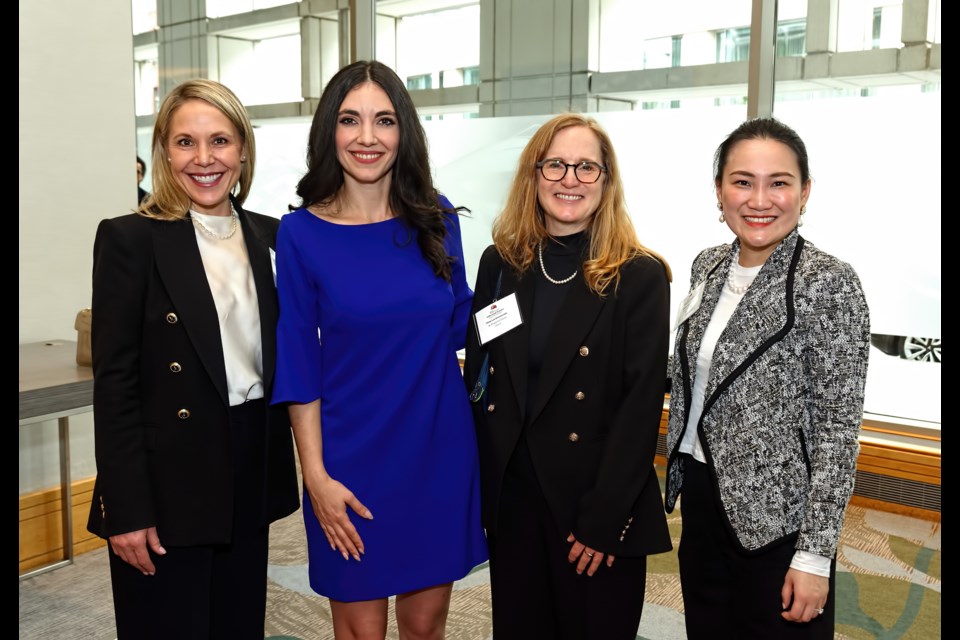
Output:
[664, 230, 870, 557]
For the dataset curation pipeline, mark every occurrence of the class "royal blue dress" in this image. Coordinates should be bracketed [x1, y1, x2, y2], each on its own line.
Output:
[272, 201, 487, 602]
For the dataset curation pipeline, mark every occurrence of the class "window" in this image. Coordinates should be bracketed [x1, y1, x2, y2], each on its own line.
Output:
[717, 19, 806, 62]
[407, 74, 433, 90]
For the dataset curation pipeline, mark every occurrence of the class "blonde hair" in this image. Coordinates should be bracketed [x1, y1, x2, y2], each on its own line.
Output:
[140, 79, 255, 220]
[492, 113, 670, 295]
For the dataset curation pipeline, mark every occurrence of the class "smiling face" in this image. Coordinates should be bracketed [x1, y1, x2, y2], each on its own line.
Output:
[334, 82, 399, 189]
[717, 138, 811, 266]
[166, 99, 245, 217]
[536, 126, 605, 236]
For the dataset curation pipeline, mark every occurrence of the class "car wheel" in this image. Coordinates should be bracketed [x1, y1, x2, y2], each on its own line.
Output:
[900, 336, 941, 363]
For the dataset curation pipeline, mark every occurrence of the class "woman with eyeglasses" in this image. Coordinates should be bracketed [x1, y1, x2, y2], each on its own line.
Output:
[464, 113, 673, 639]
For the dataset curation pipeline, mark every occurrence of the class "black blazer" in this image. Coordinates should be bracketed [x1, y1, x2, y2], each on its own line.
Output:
[86, 202, 299, 546]
[465, 245, 672, 557]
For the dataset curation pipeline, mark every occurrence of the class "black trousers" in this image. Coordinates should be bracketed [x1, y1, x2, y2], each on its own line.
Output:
[678, 455, 836, 639]
[487, 439, 647, 640]
[109, 399, 271, 640]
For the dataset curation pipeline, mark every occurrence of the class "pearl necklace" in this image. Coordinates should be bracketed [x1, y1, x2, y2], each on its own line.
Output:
[726, 267, 753, 295]
[537, 239, 578, 285]
[192, 204, 239, 240]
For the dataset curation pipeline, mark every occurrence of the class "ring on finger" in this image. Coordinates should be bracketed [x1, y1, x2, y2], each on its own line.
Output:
[585, 551, 595, 558]
[816, 608, 824, 615]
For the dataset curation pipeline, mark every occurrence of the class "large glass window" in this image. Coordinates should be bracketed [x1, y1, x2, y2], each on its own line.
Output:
[131, 0, 157, 34]
[217, 27, 302, 106]
[394, 4, 480, 90]
[206, 0, 292, 19]
[838, 0, 904, 51]
[134, 45, 159, 116]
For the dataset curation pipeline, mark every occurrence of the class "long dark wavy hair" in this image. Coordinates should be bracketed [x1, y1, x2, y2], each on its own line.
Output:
[297, 60, 459, 281]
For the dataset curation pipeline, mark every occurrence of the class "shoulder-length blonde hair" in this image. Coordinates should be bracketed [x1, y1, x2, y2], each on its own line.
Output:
[140, 79, 256, 220]
[492, 113, 670, 296]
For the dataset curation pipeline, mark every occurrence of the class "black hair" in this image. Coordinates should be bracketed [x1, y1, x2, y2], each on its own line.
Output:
[136, 156, 146, 173]
[714, 117, 811, 185]
[297, 60, 458, 281]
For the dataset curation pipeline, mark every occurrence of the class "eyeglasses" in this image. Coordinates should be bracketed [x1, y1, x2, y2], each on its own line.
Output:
[536, 158, 607, 184]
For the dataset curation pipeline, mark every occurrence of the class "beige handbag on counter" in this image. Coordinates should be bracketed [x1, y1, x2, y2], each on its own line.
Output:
[75, 308, 92, 367]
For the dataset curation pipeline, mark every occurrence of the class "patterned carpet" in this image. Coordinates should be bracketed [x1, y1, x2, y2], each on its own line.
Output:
[19, 497, 940, 639]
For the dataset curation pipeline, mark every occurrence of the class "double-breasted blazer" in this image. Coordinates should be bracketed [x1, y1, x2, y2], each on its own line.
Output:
[465, 245, 672, 557]
[86, 200, 300, 546]
[665, 230, 870, 557]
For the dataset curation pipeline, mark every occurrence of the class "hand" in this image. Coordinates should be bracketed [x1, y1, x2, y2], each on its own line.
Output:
[566, 533, 615, 577]
[305, 475, 373, 562]
[781, 568, 829, 623]
[109, 527, 166, 575]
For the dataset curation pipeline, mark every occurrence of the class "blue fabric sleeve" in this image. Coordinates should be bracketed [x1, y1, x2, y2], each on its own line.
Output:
[271, 214, 324, 405]
[441, 196, 473, 352]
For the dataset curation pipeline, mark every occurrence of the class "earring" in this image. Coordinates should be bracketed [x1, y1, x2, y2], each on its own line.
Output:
[717, 203, 725, 223]
[240, 156, 247, 162]
[798, 204, 806, 227]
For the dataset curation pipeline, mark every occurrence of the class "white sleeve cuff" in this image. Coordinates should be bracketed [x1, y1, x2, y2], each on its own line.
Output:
[790, 550, 832, 577]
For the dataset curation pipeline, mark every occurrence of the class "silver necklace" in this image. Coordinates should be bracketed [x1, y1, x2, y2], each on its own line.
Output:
[537, 239, 578, 285]
[192, 204, 239, 240]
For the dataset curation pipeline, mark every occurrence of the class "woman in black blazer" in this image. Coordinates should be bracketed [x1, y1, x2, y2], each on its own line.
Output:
[86, 79, 299, 639]
[464, 113, 672, 640]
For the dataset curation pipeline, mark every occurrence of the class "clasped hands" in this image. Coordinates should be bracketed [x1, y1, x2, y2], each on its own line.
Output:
[566, 533, 615, 577]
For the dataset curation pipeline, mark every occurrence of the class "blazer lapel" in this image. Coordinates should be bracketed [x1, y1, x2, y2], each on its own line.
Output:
[527, 276, 605, 426]
[701, 232, 803, 413]
[239, 209, 279, 393]
[152, 218, 230, 406]
[499, 267, 533, 423]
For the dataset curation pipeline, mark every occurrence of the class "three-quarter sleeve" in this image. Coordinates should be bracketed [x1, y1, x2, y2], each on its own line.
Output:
[441, 201, 473, 352]
[272, 215, 324, 405]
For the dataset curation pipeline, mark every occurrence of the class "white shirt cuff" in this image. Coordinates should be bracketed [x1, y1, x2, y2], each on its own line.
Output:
[790, 550, 832, 577]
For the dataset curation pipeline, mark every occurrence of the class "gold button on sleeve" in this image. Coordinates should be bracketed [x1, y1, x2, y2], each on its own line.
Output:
[169, 362, 182, 373]
[177, 408, 190, 420]
[579, 346, 589, 357]
[568, 432, 579, 442]
[166, 312, 178, 324]
[575, 391, 585, 401]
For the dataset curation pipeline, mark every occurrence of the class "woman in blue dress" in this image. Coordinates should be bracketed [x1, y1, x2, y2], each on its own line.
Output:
[272, 60, 487, 639]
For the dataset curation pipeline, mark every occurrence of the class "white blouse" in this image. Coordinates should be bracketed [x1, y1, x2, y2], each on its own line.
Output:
[191, 210, 264, 406]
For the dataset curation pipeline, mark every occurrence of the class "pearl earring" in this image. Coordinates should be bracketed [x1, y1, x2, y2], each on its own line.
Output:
[717, 202, 725, 223]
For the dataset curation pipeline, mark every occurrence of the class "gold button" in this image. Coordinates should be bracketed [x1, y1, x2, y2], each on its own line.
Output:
[568, 432, 579, 442]
[575, 391, 585, 401]
[177, 408, 190, 420]
[579, 346, 589, 357]
[166, 312, 178, 324]
[169, 362, 182, 373]
[489, 365, 495, 375]
[627, 516, 634, 523]
[487, 404, 495, 413]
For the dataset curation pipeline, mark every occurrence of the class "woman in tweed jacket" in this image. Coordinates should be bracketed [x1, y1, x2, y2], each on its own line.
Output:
[665, 118, 870, 638]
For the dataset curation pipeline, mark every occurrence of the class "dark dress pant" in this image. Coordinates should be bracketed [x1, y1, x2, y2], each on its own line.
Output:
[678, 455, 836, 639]
[109, 400, 271, 640]
[487, 439, 647, 640]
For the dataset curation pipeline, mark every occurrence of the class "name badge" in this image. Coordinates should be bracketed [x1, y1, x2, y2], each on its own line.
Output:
[474, 292, 523, 346]
[674, 281, 706, 331]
